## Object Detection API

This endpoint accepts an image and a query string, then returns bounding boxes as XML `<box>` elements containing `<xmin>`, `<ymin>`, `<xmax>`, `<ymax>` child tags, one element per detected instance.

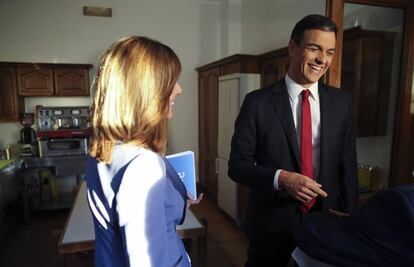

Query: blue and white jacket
<box><xmin>86</xmin><ymin>144</ymin><xmax>190</xmax><ymax>267</ymax></box>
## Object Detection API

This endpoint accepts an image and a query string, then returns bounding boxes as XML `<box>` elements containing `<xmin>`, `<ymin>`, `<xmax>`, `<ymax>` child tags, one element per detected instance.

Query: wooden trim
<box><xmin>327</xmin><ymin>0</ymin><xmax>414</xmax><ymax>187</ymax></box>
<box><xmin>196</xmin><ymin>54</ymin><xmax>258</xmax><ymax>73</ymax></box>
<box><xmin>344</xmin><ymin>26</ymin><xmax>397</xmax><ymax>39</ymax></box>
<box><xmin>258</xmin><ymin>47</ymin><xmax>288</xmax><ymax>61</ymax></box>
<box><xmin>325</xmin><ymin>0</ymin><xmax>345</xmax><ymax>88</ymax></box>
<box><xmin>390</xmin><ymin>2</ymin><xmax>414</xmax><ymax>186</ymax></box>
<box><xmin>331</xmin><ymin>0</ymin><xmax>414</xmax><ymax>186</ymax></box>
<box><xmin>197</xmin><ymin>48</ymin><xmax>290</xmax><ymax>73</ymax></box>
<box><xmin>345</xmin><ymin>0</ymin><xmax>410</xmax><ymax>8</ymax></box>
<box><xmin>0</xmin><ymin>62</ymin><xmax>93</xmax><ymax>69</ymax></box>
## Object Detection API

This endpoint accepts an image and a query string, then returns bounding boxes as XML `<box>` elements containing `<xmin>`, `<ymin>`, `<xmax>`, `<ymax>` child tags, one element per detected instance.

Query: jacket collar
<box><xmin>271</xmin><ymin>78</ymin><xmax>301</xmax><ymax>167</ymax></box>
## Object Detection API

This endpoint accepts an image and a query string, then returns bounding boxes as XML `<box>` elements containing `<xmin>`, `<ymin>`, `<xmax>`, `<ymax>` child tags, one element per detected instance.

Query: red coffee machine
<box><xmin>36</xmin><ymin>106</ymin><xmax>91</xmax><ymax>157</ymax></box>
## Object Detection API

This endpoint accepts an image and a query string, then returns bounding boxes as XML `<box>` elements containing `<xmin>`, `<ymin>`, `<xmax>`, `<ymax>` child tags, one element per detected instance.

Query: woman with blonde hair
<box><xmin>86</xmin><ymin>36</ymin><xmax>200</xmax><ymax>267</ymax></box>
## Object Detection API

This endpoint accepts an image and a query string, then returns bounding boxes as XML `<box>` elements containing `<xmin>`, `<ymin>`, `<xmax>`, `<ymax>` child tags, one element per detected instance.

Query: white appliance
<box><xmin>217</xmin><ymin>73</ymin><xmax>260</xmax><ymax>224</ymax></box>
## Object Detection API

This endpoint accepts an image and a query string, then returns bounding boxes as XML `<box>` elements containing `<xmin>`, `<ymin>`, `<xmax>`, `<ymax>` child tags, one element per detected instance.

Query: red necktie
<box><xmin>300</xmin><ymin>89</ymin><xmax>315</xmax><ymax>212</ymax></box>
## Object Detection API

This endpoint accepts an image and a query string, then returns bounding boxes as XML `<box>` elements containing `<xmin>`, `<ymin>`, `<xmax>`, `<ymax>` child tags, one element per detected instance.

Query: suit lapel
<box><xmin>271</xmin><ymin>80</ymin><xmax>300</xmax><ymax>167</ymax></box>
<box><xmin>318</xmin><ymin>83</ymin><xmax>329</xmax><ymax>181</ymax></box>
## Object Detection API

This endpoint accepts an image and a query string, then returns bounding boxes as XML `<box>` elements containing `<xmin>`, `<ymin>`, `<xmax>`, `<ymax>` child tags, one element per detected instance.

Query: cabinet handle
<box><xmin>215</xmin><ymin>158</ymin><xmax>219</xmax><ymax>174</ymax></box>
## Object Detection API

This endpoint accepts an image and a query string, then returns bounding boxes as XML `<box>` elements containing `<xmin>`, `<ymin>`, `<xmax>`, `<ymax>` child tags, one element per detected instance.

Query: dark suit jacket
<box><xmin>228</xmin><ymin>78</ymin><xmax>358</xmax><ymax>239</ymax></box>
<box><xmin>295</xmin><ymin>184</ymin><xmax>414</xmax><ymax>267</ymax></box>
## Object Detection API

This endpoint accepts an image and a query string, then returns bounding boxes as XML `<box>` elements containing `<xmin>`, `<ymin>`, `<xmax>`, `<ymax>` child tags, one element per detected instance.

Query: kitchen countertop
<box><xmin>0</xmin><ymin>158</ymin><xmax>20</xmax><ymax>213</ymax></box>
<box><xmin>0</xmin><ymin>159</ymin><xmax>16</xmax><ymax>171</ymax></box>
<box><xmin>0</xmin><ymin>155</ymin><xmax>87</xmax><ymax>175</ymax></box>
<box><xmin>0</xmin><ymin>156</ymin><xmax>87</xmax><ymax>177</ymax></box>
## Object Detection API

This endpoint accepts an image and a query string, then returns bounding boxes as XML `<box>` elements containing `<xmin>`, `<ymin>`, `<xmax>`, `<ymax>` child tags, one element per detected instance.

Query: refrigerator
<box><xmin>217</xmin><ymin>73</ymin><xmax>260</xmax><ymax>224</ymax></box>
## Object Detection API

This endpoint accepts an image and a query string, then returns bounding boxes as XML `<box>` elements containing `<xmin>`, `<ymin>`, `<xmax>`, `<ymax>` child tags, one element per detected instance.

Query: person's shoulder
<box><xmin>390</xmin><ymin>184</ymin><xmax>414</xmax><ymax>208</ymax></box>
<box><xmin>319</xmin><ymin>82</ymin><xmax>352</xmax><ymax>101</ymax></box>
<box><xmin>246</xmin><ymin>79</ymin><xmax>285</xmax><ymax>99</ymax></box>
<box><xmin>125</xmin><ymin>148</ymin><xmax>165</xmax><ymax>182</ymax></box>
<box><xmin>320</xmin><ymin>82</ymin><xmax>346</xmax><ymax>94</ymax></box>
<box><xmin>131</xmin><ymin>147</ymin><xmax>164</xmax><ymax>170</ymax></box>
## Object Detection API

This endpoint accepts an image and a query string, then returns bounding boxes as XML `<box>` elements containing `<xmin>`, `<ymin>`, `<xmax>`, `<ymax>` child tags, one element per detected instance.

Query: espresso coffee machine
<box><xmin>20</xmin><ymin>113</ymin><xmax>37</xmax><ymax>157</ymax></box>
<box><xmin>36</xmin><ymin>106</ymin><xmax>91</xmax><ymax>157</ymax></box>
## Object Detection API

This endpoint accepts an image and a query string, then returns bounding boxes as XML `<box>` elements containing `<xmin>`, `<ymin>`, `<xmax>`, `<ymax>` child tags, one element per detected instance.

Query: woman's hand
<box><xmin>187</xmin><ymin>192</ymin><xmax>203</xmax><ymax>208</ymax></box>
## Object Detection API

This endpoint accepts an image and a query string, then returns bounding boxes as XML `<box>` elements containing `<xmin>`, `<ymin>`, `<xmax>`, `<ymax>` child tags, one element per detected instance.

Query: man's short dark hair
<box><xmin>290</xmin><ymin>14</ymin><xmax>338</xmax><ymax>44</ymax></box>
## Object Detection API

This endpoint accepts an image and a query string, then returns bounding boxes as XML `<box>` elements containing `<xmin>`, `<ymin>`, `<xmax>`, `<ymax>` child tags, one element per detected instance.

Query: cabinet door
<box><xmin>0</xmin><ymin>67</ymin><xmax>23</xmax><ymax>121</ymax></box>
<box><xmin>54</xmin><ymin>68</ymin><xmax>90</xmax><ymax>96</ymax></box>
<box><xmin>198</xmin><ymin>73</ymin><xmax>208</xmax><ymax>188</ymax></box>
<box><xmin>341</xmin><ymin>38</ymin><xmax>360</xmax><ymax>132</ymax></box>
<box><xmin>342</xmin><ymin>28</ymin><xmax>394</xmax><ymax>137</ymax></box>
<box><xmin>279</xmin><ymin>55</ymin><xmax>290</xmax><ymax>79</ymax></box>
<box><xmin>17</xmin><ymin>68</ymin><xmax>54</xmax><ymax>96</ymax></box>
<box><xmin>198</xmin><ymin>67</ymin><xmax>219</xmax><ymax>200</ymax></box>
<box><xmin>260</xmin><ymin>58</ymin><xmax>280</xmax><ymax>87</ymax></box>
<box><xmin>260</xmin><ymin>54</ymin><xmax>289</xmax><ymax>87</ymax></box>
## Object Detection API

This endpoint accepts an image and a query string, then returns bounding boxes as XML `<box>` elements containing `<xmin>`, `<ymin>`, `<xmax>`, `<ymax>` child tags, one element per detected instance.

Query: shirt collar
<box><xmin>285</xmin><ymin>74</ymin><xmax>319</xmax><ymax>102</ymax></box>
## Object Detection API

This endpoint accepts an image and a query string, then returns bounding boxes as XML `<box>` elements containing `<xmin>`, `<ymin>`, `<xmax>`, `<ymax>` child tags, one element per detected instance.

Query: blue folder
<box><xmin>166</xmin><ymin>151</ymin><xmax>197</xmax><ymax>200</ymax></box>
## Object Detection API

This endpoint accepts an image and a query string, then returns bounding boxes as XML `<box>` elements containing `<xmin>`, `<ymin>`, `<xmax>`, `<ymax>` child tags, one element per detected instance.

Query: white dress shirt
<box><xmin>273</xmin><ymin>74</ymin><xmax>321</xmax><ymax>190</ymax></box>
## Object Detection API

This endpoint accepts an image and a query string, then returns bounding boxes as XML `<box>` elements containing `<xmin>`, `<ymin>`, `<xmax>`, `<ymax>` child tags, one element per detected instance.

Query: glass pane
<box><xmin>342</xmin><ymin>3</ymin><xmax>404</xmax><ymax>190</ymax></box>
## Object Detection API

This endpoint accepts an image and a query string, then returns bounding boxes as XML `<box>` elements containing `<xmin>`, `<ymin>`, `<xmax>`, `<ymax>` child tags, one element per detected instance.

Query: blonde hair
<box><xmin>89</xmin><ymin>36</ymin><xmax>181</xmax><ymax>163</ymax></box>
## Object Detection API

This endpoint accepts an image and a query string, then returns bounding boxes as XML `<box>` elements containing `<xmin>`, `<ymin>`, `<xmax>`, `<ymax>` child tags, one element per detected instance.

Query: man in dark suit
<box><xmin>294</xmin><ymin>184</ymin><xmax>414</xmax><ymax>267</ymax></box>
<box><xmin>228</xmin><ymin>14</ymin><xmax>358</xmax><ymax>267</ymax></box>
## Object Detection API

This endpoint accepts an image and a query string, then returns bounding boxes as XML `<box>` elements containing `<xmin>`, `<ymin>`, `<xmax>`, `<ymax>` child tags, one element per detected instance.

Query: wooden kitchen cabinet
<box><xmin>259</xmin><ymin>47</ymin><xmax>289</xmax><ymax>87</ymax></box>
<box><xmin>196</xmin><ymin>47</ymin><xmax>291</xmax><ymax>226</ymax></box>
<box><xmin>197</xmin><ymin>50</ymin><xmax>291</xmax><ymax>200</ymax></box>
<box><xmin>7</xmin><ymin>62</ymin><xmax>93</xmax><ymax>97</ymax></box>
<box><xmin>197</xmin><ymin>55</ymin><xmax>259</xmax><ymax>200</ymax></box>
<box><xmin>0</xmin><ymin>67</ymin><xmax>24</xmax><ymax>121</ymax></box>
<box><xmin>198</xmin><ymin>66</ymin><xmax>220</xmax><ymax>200</ymax></box>
<box><xmin>197</xmin><ymin>48</ymin><xmax>290</xmax><ymax>224</ymax></box>
<box><xmin>0</xmin><ymin>62</ymin><xmax>92</xmax><ymax>121</ymax></box>
<box><xmin>197</xmin><ymin>49</ymin><xmax>291</xmax><ymax>207</ymax></box>
<box><xmin>341</xmin><ymin>27</ymin><xmax>395</xmax><ymax>137</ymax></box>
<box><xmin>17</xmin><ymin>67</ymin><xmax>54</xmax><ymax>96</ymax></box>
<box><xmin>54</xmin><ymin>68</ymin><xmax>90</xmax><ymax>96</ymax></box>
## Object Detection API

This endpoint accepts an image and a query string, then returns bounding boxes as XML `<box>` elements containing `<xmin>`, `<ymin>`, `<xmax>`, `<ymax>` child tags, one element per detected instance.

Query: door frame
<box><xmin>326</xmin><ymin>0</ymin><xmax>414</xmax><ymax>186</ymax></box>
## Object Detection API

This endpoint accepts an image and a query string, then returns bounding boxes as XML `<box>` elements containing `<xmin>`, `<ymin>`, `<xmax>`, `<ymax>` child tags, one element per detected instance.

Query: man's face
<box><xmin>287</xmin><ymin>29</ymin><xmax>336</xmax><ymax>88</ymax></box>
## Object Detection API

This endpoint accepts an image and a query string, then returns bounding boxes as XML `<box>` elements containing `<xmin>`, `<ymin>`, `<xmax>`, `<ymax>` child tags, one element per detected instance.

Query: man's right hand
<box><xmin>278</xmin><ymin>170</ymin><xmax>328</xmax><ymax>203</ymax></box>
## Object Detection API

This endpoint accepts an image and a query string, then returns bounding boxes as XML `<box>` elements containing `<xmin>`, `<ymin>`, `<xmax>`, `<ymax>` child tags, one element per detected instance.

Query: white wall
<box><xmin>0</xmin><ymin>0</ymin><xmax>203</xmax><ymax>157</ymax></box>
<box><xmin>199</xmin><ymin>1</ymin><xmax>222</xmax><ymax>64</ymax></box>
<box><xmin>199</xmin><ymin>0</ymin><xmax>326</xmax><ymax>59</ymax></box>
<box><xmin>199</xmin><ymin>0</ymin><xmax>243</xmax><ymax>62</ymax></box>
<box><xmin>226</xmin><ymin>0</ymin><xmax>242</xmax><ymax>55</ymax></box>
<box><xmin>241</xmin><ymin>0</ymin><xmax>325</xmax><ymax>54</ymax></box>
